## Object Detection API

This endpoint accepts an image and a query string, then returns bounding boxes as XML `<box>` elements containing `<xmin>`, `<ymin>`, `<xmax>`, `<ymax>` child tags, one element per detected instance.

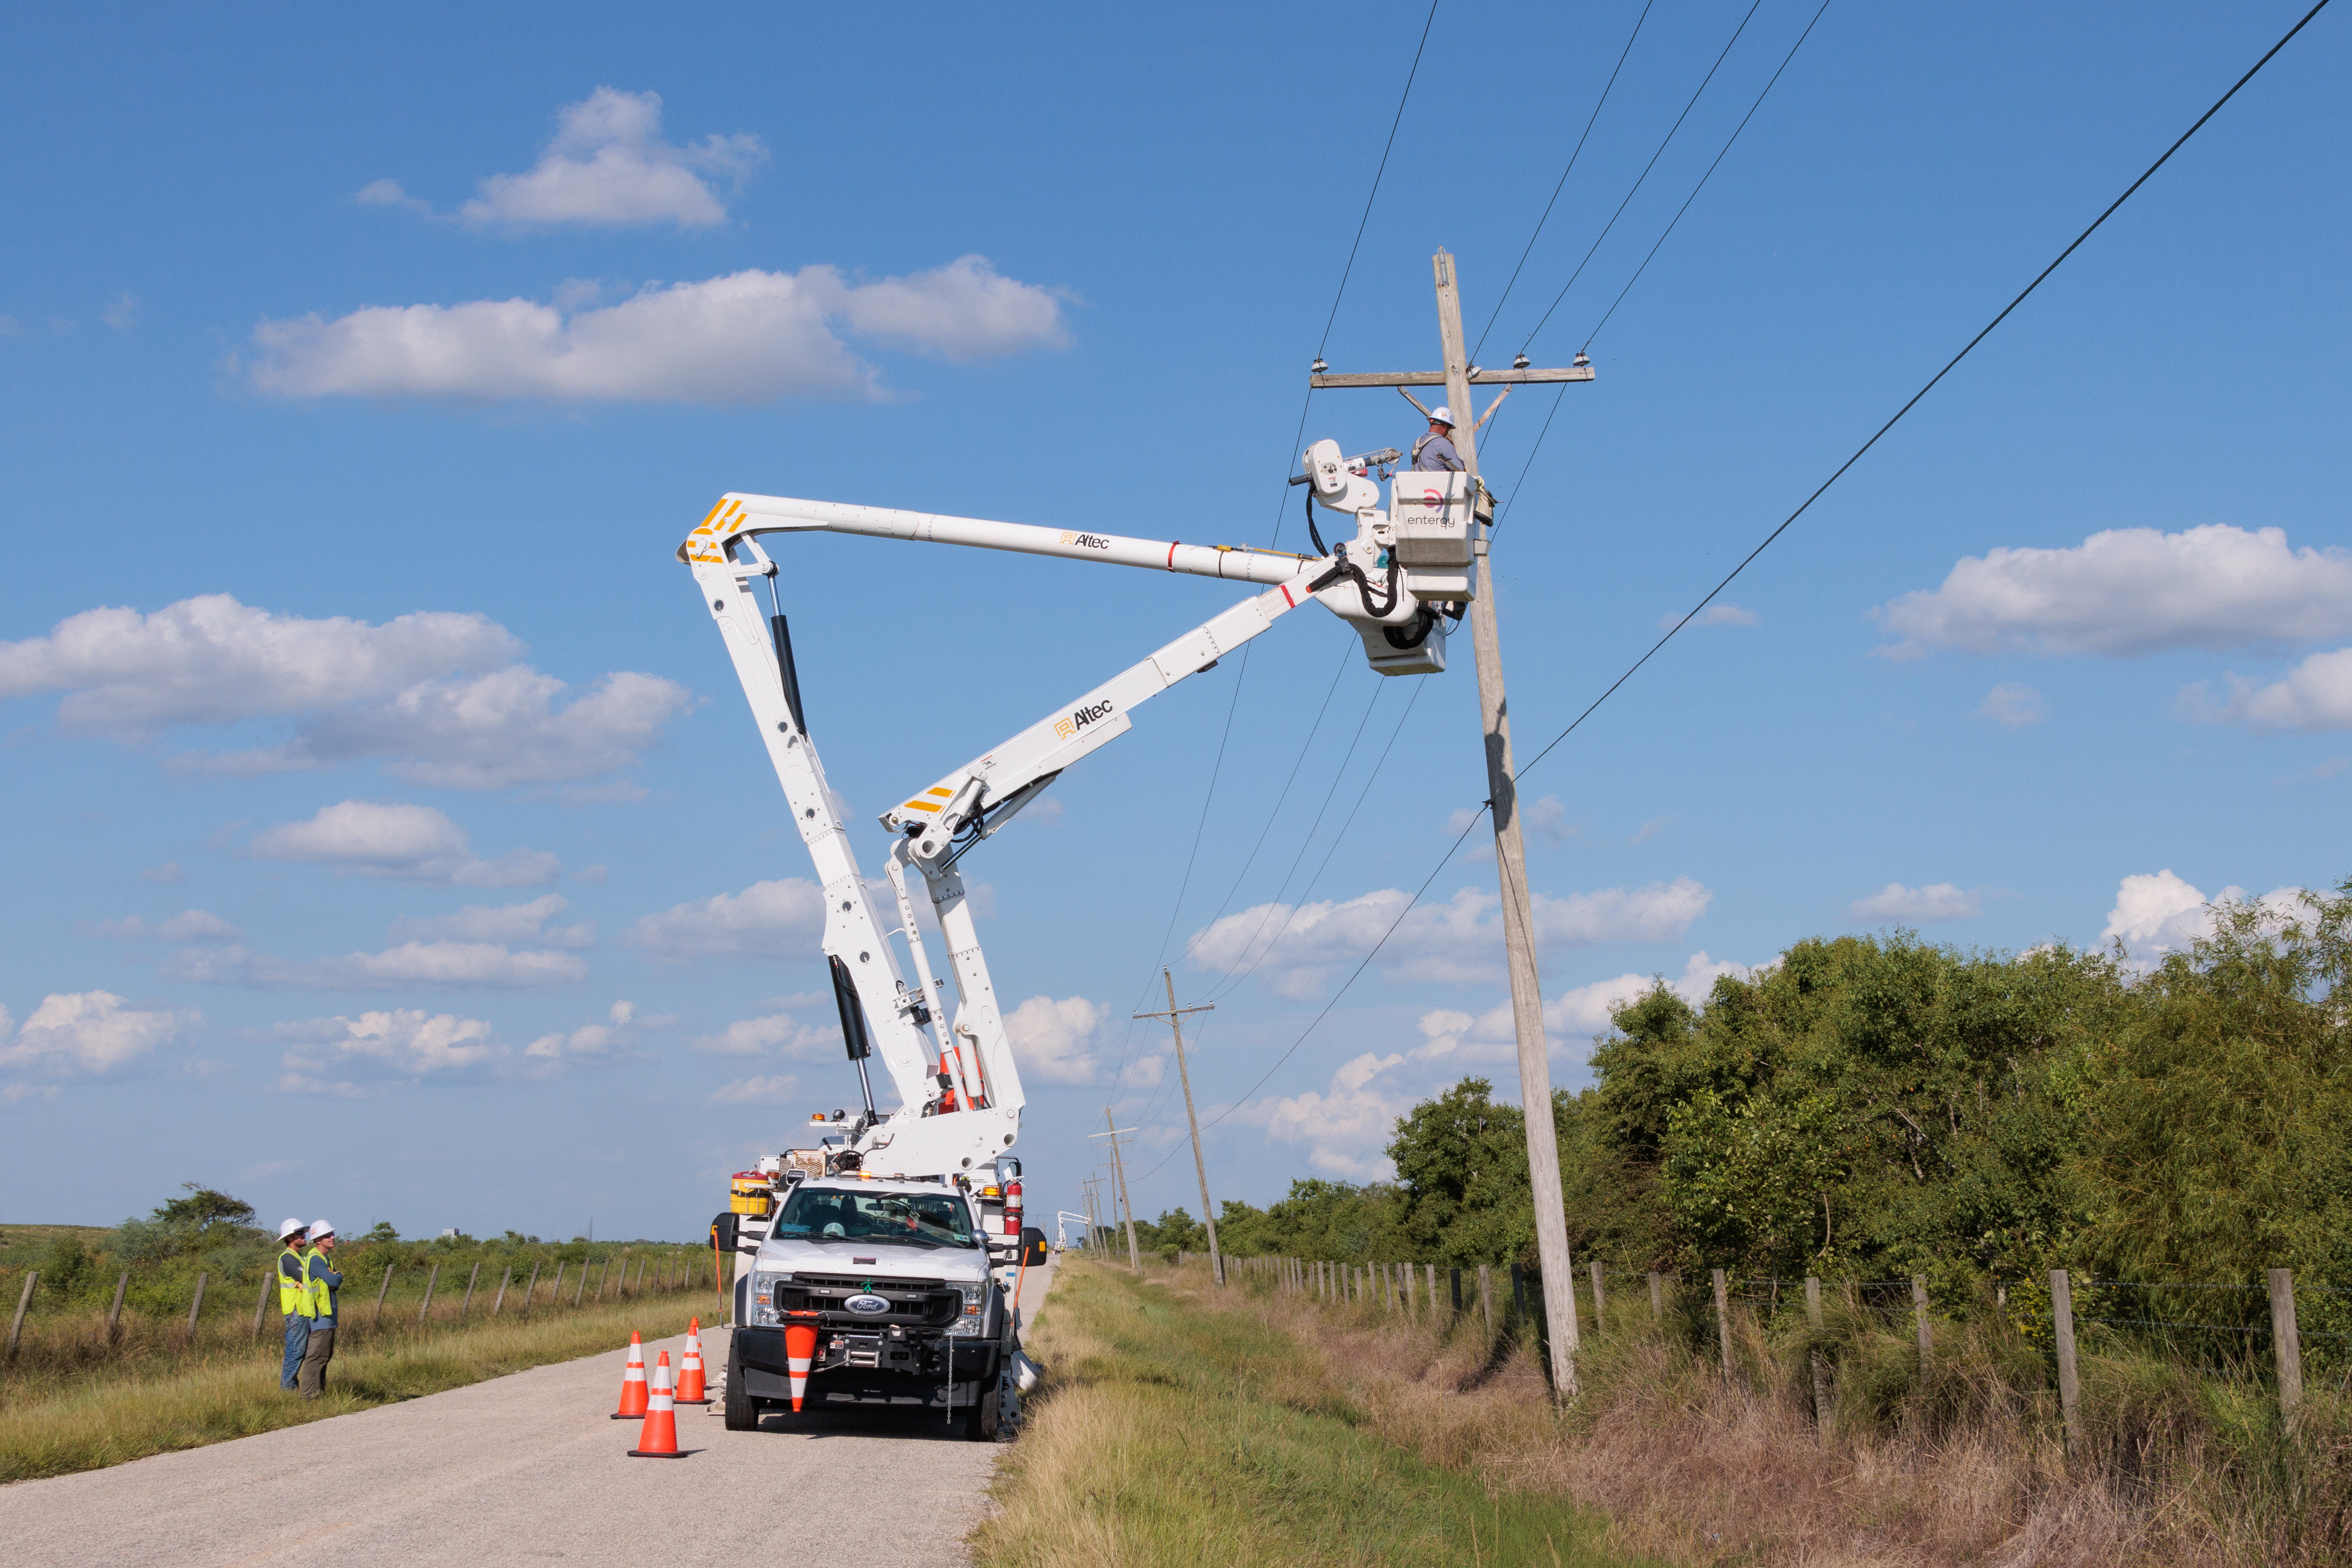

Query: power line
<box><xmin>1514</xmin><ymin>0</ymin><xmax>2334</xmax><ymax>785</ymax></box>
<box><xmin>1516</xmin><ymin>0</ymin><xmax>1765</xmax><ymax>355</ymax></box>
<box><xmin>1580</xmin><ymin>0</ymin><xmax>1835</xmax><ymax>353</ymax></box>
<box><xmin>1491</xmin><ymin>0</ymin><xmax>1833</xmax><ymax>530</ymax></box>
<box><xmin>1317</xmin><ymin>0</ymin><xmax>1443</xmax><ymax>361</ymax></box>
<box><xmin>1167</xmin><ymin>0</ymin><xmax>2334</xmax><ymax>1145</ymax></box>
<box><xmin>1471</xmin><ymin>0</ymin><xmax>1657</xmax><ymax>362</ymax></box>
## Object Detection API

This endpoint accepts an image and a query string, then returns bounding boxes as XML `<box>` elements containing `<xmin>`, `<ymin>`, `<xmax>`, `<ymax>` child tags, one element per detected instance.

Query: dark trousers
<box><xmin>298</xmin><ymin>1323</ymin><xmax>337</xmax><ymax>1399</ymax></box>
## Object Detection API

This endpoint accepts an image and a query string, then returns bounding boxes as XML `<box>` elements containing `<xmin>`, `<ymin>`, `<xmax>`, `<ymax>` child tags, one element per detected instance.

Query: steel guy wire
<box><xmin>1514</xmin><ymin>0</ymin><xmax>1766</xmax><ymax>356</ymax></box>
<box><xmin>1471</xmin><ymin>0</ymin><xmax>1658</xmax><ymax>362</ymax></box>
<box><xmin>1184</xmin><ymin>0</ymin><xmax>2334</xmax><ymax>1134</ymax></box>
<box><xmin>1579</xmin><ymin>0</ymin><xmax>1835</xmax><ymax>353</ymax></box>
<box><xmin>1510</xmin><ymin>0</ymin><xmax>2335</xmax><ymax>788</ymax></box>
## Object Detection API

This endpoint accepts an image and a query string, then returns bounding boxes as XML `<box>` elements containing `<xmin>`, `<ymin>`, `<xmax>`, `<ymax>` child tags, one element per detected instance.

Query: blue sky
<box><xmin>3</xmin><ymin>1</ymin><xmax>2346</xmax><ymax>1239</ymax></box>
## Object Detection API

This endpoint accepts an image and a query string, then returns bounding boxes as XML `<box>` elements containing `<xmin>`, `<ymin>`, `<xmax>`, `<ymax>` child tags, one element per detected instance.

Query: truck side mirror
<box><xmin>711</xmin><ymin>1212</ymin><xmax>739</xmax><ymax>1253</ymax></box>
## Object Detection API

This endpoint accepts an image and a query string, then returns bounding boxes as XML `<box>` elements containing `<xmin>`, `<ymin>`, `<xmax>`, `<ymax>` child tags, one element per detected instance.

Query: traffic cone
<box><xmin>628</xmin><ymin>1352</ymin><xmax>685</xmax><ymax>1458</ymax></box>
<box><xmin>784</xmin><ymin>1316</ymin><xmax>819</xmax><ymax>1412</ymax></box>
<box><xmin>676</xmin><ymin>1317</ymin><xmax>710</xmax><ymax>1404</ymax></box>
<box><xmin>610</xmin><ymin>1331</ymin><xmax>649</xmax><ymax>1420</ymax></box>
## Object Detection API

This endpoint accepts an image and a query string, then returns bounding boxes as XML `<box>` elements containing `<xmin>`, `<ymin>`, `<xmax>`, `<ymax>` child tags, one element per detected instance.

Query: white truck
<box><xmin>680</xmin><ymin>440</ymin><xmax>1469</xmax><ymax>1429</ymax></box>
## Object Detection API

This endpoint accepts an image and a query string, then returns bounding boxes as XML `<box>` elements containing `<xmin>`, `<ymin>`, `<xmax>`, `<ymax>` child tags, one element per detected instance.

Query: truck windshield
<box><xmin>772</xmin><ymin>1188</ymin><xmax>977</xmax><ymax>1248</ymax></box>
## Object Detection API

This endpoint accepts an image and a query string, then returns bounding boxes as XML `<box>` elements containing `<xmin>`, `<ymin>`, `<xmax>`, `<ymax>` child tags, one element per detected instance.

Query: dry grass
<box><xmin>0</xmin><ymin>1287</ymin><xmax>724</xmax><ymax>1482</ymax></box>
<box><xmin>973</xmin><ymin>1258</ymin><xmax>1632</xmax><ymax>1567</ymax></box>
<box><xmin>1137</xmin><ymin>1260</ymin><xmax>2352</xmax><ymax>1567</ymax></box>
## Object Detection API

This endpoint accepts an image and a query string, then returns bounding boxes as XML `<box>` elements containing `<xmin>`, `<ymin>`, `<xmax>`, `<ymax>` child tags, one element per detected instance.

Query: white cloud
<box><xmin>1659</xmin><ymin>603</ymin><xmax>1759</xmax><ymax>630</ymax></box>
<box><xmin>690</xmin><ymin>1009</ymin><xmax>836</xmax><ymax>1058</ymax></box>
<box><xmin>450</xmin><ymin>87</ymin><xmax>766</xmax><ymax>229</ymax></box>
<box><xmin>1849</xmin><ymin>882</ymin><xmax>1984</xmax><ymax>924</ymax></box>
<box><xmin>2180</xmin><ymin>647</ymin><xmax>2352</xmax><ymax>733</ymax></box>
<box><xmin>2</xmin><ymin>991</ymin><xmax>196</xmax><ymax>1076</ymax></box>
<box><xmin>1978</xmin><ymin>683</ymin><xmax>2046</xmax><ymax>727</ymax></box>
<box><xmin>141</xmin><ymin>861</ymin><xmax>184</xmax><ymax>883</ymax></box>
<box><xmin>388</xmin><ymin>894</ymin><xmax>593</xmax><ymax>948</ymax></box>
<box><xmin>101</xmin><ymin>293</ymin><xmax>138</xmax><ymax>331</ymax></box>
<box><xmin>0</xmin><ymin>593</ymin><xmax>680</xmax><ymax>789</ymax></box>
<box><xmin>524</xmin><ymin>1000</ymin><xmax>644</xmax><ymax>1065</ymax></box>
<box><xmin>707</xmin><ymin>1073</ymin><xmax>802</xmax><ymax>1106</ymax></box>
<box><xmin>2099</xmin><ymin>870</ymin><xmax>2310</xmax><ymax>970</ymax></box>
<box><xmin>0</xmin><ymin>593</ymin><xmax>514</xmax><ymax>733</ymax></box>
<box><xmin>1413</xmin><ymin>951</ymin><xmax>1751</xmax><ymax>1068</ymax></box>
<box><xmin>1000</xmin><ymin>995</ymin><xmax>1108</xmax><ymax>1084</ymax></box>
<box><xmin>272</xmin><ymin>1008</ymin><xmax>500</xmax><ymax>1094</ymax></box>
<box><xmin>244</xmin><ymin>258</ymin><xmax>1070</xmax><ymax>405</ymax></box>
<box><xmin>167</xmin><ymin>940</ymin><xmax>586</xmax><ymax>990</ymax></box>
<box><xmin>1874</xmin><ymin>525</ymin><xmax>2352</xmax><ymax>658</ymax></box>
<box><xmin>245</xmin><ymin>801</ymin><xmax>560</xmax><ymax>888</ymax></box>
<box><xmin>1234</xmin><ymin>1052</ymin><xmax>1410</xmax><ymax>1181</ymax></box>
<box><xmin>184</xmin><ymin>667</ymin><xmax>692</xmax><ymax>790</ymax></box>
<box><xmin>627</xmin><ymin>877</ymin><xmax>824</xmax><ymax>959</ymax></box>
<box><xmin>1188</xmin><ymin>877</ymin><xmax>1711</xmax><ymax>997</ymax></box>
<box><xmin>97</xmin><ymin>909</ymin><xmax>243</xmax><ymax>942</ymax></box>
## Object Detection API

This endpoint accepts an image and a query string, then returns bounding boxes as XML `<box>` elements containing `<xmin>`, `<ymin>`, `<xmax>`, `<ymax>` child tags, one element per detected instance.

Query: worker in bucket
<box><xmin>1411</xmin><ymin>407</ymin><xmax>1464</xmax><ymax>472</ymax></box>
<box><xmin>275</xmin><ymin>1217</ymin><xmax>311</xmax><ymax>1392</ymax></box>
<box><xmin>298</xmin><ymin>1220</ymin><xmax>343</xmax><ymax>1399</ymax></box>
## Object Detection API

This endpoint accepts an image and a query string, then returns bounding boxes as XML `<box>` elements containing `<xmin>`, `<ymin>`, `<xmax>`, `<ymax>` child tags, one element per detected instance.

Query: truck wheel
<box><xmin>966</xmin><ymin>1382</ymin><xmax>999</xmax><ymax>1442</ymax></box>
<box><xmin>723</xmin><ymin>1331</ymin><xmax>757</xmax><ymax>1432</ymax></box>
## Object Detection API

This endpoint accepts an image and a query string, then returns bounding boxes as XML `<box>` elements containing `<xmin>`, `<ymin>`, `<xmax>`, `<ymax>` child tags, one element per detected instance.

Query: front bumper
<box><xmin>734</xmin><ymin>1324</ymin><xmax>1003</xmax><ymax>1407</ymax></box>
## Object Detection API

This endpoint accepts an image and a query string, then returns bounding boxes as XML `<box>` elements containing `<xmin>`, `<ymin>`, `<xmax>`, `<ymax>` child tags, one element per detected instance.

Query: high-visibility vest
<box><xmin>279</xmin><ymin>1246</ymin><xmax>313</xmax><ymax>1317</ymax></box>
<box><xmin>306</xmin><ymin>1252</ymin><xmax>339</xmax><ymax>1320</ymax></box>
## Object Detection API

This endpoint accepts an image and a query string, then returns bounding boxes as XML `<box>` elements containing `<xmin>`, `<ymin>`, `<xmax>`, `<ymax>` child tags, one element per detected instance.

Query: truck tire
<box><xmin>723</xmin><ymin>1330</ymin><xmax>757</xmax><ymax>1432</ymax></box>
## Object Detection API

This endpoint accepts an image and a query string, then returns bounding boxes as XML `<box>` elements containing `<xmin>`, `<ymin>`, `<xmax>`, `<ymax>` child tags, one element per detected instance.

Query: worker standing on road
<box><xmin>1411</xmin><ymin>407</ymin><xmax>1464</xmax><ymax>472</ymax></box>
<box><xmin>298</xmin><ymin>1220</ymin><xmax>343</xmax><ymax>1400</ymax></box>
<box><xmin>275</xmin><ymin>1218</ymin><xmax>311</xmax><ymax>1392</ymax></box>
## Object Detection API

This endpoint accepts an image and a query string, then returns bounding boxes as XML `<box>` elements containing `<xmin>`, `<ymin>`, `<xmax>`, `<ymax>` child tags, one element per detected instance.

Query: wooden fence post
<box><xmin>523</xmin><ymin>1262</ymin><xmax>542</xmax><ymax>1312</ymax></box>
<box><xmin>1426</xmin><ymin>1264</ymin><xmax>1437</xmax><ymax>1318</ymax></box>
<box><xmin>1589</xmin><ymin>1262</ymin><xmax>1607</xmax><ymax>1334</ymax></box>
<box><xmin>251</xmin><ymin>1270</ymin><xmax>274</xmax><ymax>1340</ymax></box>
<box><xmin>576</xmin><ymin>1258</ymin><xmax>589</xmax><ymax>1307</ymax></box>
<box><xmin>460</xmin><ymin>1262</ymin><xmax>482</xmax><ymax>1320</ymax></box>
<box><xmin>1806</xmin><ymin>1276</ymin><xmax>1831</xmax><ymax>1435</ymax></box>
<box><xmin>1478</xmin><ymin>1265</ymin><xmax>1494</xmax><ymax>1334</ymax></box>
<box><xmin>1450</xmin><ymin>1267</ymin><xmax>1463</xmax><ymax>1317</ymax></box>
<box><xmin>107</xmin><ymin>1271</ymin><xmax>130</xmax><ymax>1343</ymax></box>
<box><xmin>550</xmin><ymin>1262</ymin><xmax>566</xmax><ymax>1307</ymax></box>
<box><xmin>374</xmin><ymin>1266</ymin><xmax>394</xmax><ymax>1324</ymax></box>
<box><xmin>1648</xmin><ymin>1270</ymin><xmax>1662</xmax><ymax>1319</ymax></box>
<box><xmin>1912</xmin><ymin>1276</ymin><xmax>1932</xmax><ymax>1367</ymax></box>
<box><xmin>2267</xmin><ymin>1268</ymin><xmax>2304</xmax><ymax>1419</ymax></box>
<box><xmin>2050</xmin><ymin>1269</ymin><xmax>2082</xmax><ymax>1458</ymax></box>
<box><xmin>1711</xmin><ymin>1269</ymin><xmax>1732</xmax><ymax>1373</ymax></box>
<box><xmin>492</xmin><ymin>1266</ymin><xmax>513</xmax><ymax>1316</ymax></box>
<box><xmin>599</xmin><ymin>1257</ymin><xmax>612</xmax><ymax>1300</ymax></box>
<box><xmin>185</xmin><ymin>1273</ymin><xmax>208</xmax><ymax>1342</ymax></box>
<box><xmin>7</xmin><ymin>1271</ymin><xmax>34</xmax><ymax>1360</ymax></box>
<box><xmin>418</xmin><ymin>1263</ymin><xmax>440</xmax><ymax>1324</ymax></box>
<box><xmin>633</xmin><ymin>1256</ymin><xmax>645</xmax><ymax>1296</ymax></box>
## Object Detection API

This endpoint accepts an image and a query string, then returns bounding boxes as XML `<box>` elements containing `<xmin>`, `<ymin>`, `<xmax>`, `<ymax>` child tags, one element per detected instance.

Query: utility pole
<box><xmin>1136</xmin><ymin>968</ymin><xmax>1224</xmax><ymax>1287</ymax></box>
<box><xmin>1306</xmin><ymin>248</ymin><xmax>1593</xmax><ymax>1396</ymax></box>
<box><xmin>1089</xmin><ymin>1114</ymin><xmax>1142</xmax><ymax>1271</ymax></box>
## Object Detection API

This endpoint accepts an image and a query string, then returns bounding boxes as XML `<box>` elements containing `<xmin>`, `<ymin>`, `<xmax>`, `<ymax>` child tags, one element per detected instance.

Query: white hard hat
<box><xmin>1428</xmin><ymin>406</ymin><xmax>1453</xmax><ymax>425</ymax></box>
<box><xmin>309</xmin><ymin>1219</ymin><xmax>336</xmax><ymax>1240</ymax></box>
<box><xmin>277</xmin><ymin>1216</ymin><xmax>307</xmax><ymax>1241</ymax></box>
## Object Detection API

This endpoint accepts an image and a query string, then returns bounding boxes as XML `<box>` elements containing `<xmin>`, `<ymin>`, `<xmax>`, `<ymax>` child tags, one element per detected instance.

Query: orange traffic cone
<box><xmin>628</xmin><ymin>1352</ymin><xmax>685</xmax><ymax>1458</ymax></box>
<box><xmin>784</xmin><ymin>1316</ymin><xmax>819</xmax><ymax>1412</ymax></box>
<box><xmin>610</xmin><ymin>1331</ymin><xmax>649</xmax><ymax>1420</ymax></box>
<box><xmin>676</xmin><ymin>1318</ymin><xmax>709</xmax><ymax>1405</ymax></box>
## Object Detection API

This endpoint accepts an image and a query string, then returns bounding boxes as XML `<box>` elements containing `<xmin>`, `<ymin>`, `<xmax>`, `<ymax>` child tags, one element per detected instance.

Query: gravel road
<box><xmin>0</xmin><ymin>1258</ymin><xmax>1054</xmax><ymax>1568</ymax></box>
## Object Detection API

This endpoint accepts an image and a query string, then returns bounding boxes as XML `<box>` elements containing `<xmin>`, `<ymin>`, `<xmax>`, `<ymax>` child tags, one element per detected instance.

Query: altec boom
<box><xmin>677</xmin><ymin>448</ymin><xmax>1467</xmax><ymax>1187</ymax></box>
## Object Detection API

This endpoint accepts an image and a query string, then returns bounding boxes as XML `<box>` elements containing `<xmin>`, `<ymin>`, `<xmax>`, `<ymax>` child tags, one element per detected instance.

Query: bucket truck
<box><xmin>683</xmin><ymin>440</ymin><xmax>1468</xmax><ymax>1432</ymax></box>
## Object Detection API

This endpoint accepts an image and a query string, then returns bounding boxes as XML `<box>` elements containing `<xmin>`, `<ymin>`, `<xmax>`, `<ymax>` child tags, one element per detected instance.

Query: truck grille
<box><xmin>778</xmin><ymin>1273</ymin><xmax>958</xmax><ymax>1328</ymax></box>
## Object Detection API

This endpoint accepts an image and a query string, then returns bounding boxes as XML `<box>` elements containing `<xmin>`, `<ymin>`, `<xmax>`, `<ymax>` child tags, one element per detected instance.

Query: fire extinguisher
<box><xmin>1004</xmin><ymin>1176</ymin><xmax>1023</xmax><ymax>1237</ymax></box>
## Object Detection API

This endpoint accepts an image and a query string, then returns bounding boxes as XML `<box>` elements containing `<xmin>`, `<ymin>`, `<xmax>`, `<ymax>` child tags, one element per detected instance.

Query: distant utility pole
<box><xmin>1089</xmin><ymin>1114</ymin><xmax>1143</xmax><ymax>1271</ymax></box>
<box><xmin>1307</xmin><ymin>248</ymin><xmax>1596</xmax><ymax>1396</ymax></box>
<box><xmin>1136</xmin><ymin>968</ymin><xmax>1224</xmax><ymax>1287</ymax></box>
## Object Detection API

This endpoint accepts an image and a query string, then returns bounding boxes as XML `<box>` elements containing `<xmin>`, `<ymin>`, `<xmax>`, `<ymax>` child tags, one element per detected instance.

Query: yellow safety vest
<box><xmin>306</xmin><ymin>1251</ymin><xmax>337</xmax><ymax>1319</ymax></box>
<box><xmin>279</xmin><ymin>1246</ymin><xmax>313</xmax><ymax>1317</ymax></box>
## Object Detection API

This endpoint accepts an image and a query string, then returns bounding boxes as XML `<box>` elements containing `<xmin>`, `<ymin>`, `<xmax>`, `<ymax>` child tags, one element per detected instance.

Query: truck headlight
<box><xmin>948</xmin><ymin>1281</ymin><xmax>986</xmax><ymax>1335</ymax></box>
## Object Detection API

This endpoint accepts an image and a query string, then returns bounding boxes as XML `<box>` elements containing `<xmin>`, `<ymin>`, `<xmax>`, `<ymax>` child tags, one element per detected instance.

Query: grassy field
<box><xmin>972</xmin><ymin>1257</ymin><xmax>1639</xmax><ymax>1568</ymax></box>
<box><xmin>0</xmin><ymin>1286</ymin><xmax>725</xmax><ymax>1483</ymax></box>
